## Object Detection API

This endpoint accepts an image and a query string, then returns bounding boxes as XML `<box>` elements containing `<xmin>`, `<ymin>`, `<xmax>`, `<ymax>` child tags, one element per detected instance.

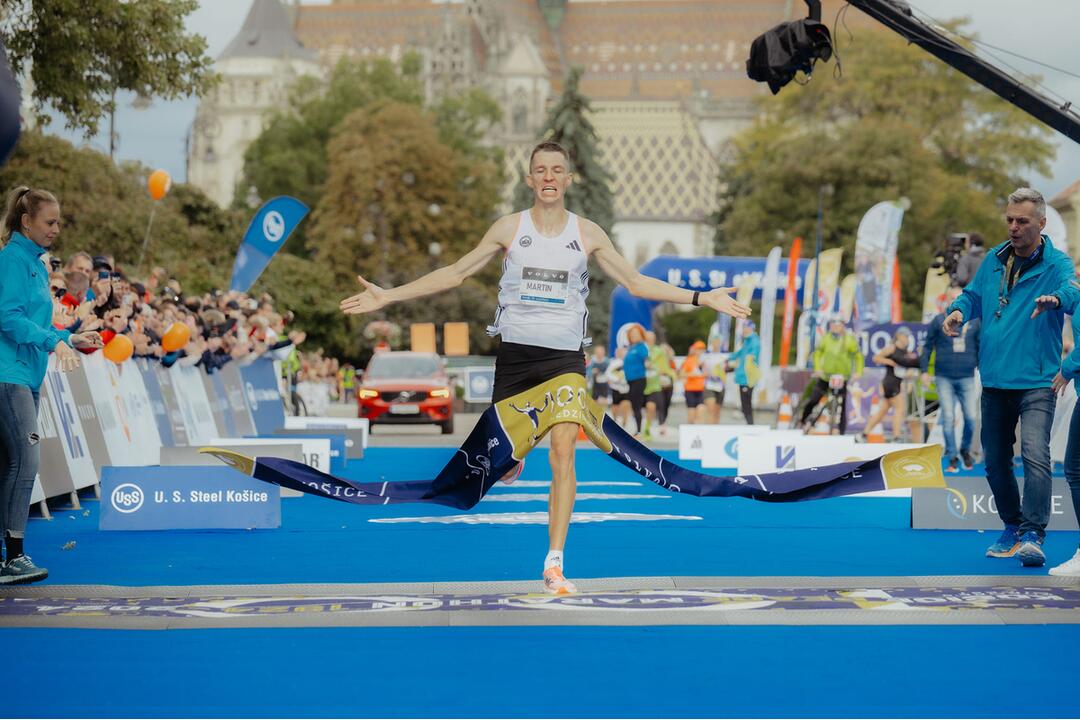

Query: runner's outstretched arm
<box><xmin>339</xmin><ymin>215</ymin><xmax>515</xmax><ymax>315</ymax></box>
<box><xmin>584</xmin><ymin>220</ymin><xmax>751</xmax><ymax>319</ymax></box>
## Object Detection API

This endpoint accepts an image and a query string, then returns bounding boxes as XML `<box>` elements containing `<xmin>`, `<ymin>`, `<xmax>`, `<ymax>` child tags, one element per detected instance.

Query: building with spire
<box><xmin>190</xmin><ymin>0</ymin><xmax>794</xmax><ymax>260</ymax></box>
<box><xmin>186</xmin><ymin>0</ymin><xmax>320</xmax><ymax>207</ymax></box>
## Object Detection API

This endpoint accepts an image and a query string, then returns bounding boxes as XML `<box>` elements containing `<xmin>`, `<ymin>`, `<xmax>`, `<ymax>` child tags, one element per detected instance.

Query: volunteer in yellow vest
<box><xmin>799</xmin><ymin>315</ymin><xmax>864</xmax><ymax>434</ymax></box>
<box><xmin>642</xmin><ymin>330</ymin><xmax>676</xmax><ymax>439</ymax></box>
<box><xmin>339</xmin><ymin>141</ymin><xmax>750</xmax><ymax>595</ymax></box>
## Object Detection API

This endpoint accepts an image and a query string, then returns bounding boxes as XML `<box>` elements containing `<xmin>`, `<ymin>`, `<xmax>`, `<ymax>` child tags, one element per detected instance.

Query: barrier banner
<box><xmin>100</xmin><ymin>466</ymin><xmax>280</xmax><ymax>531</ymax></box>
<box><xmin>36</xmin><ymin>377</ymin><xmax>76</xmax><ymax>498</ymax></box>
<box><xmin>202</xmin><ymin>371</ymin><xmax>236</xmax><ymax>438</ymax></box>
<box><xmin>240</xmin><ymin>357</ymin><xmax>287</xmax><ymax>435</ymax></box>
<box><xmin>913</xmin><ymin>477</ymin><xmax>1078</xmax><ymax>530</ymax></box>
<box><xmin>270</xmin><ymin>433</ymin><xmax>347</xmax><ymax>475</ymax></box>
<box><xmin>137</xmin><ymin>359</ymin><xmax>174</xmax><ymax>447</ymax></box>
<box><xmin>152</xmin><ymin>362</ymin><xmax>190</xmax><ymax>446</ymax></box>
<box><xmin>273</xmin><ymin>426</ymin><xmax>365</xmax><ymax>461</ymax></box>
<box><xmin>63</xmin><ymin>360</ymin><xmax>111</xmax><ymax>475</ymax></box>
<box><xmin>170</xmin><ymin>364</ymin><xmax>218</xmax><ymax>445</ymax></box>
<box><xmin>700</xmin><ymin>425</ymin><xmax>774</xmax><ymax>469</ymax></box>
<box><xmin>115</xmin><ymin>358</ymin><xmax>164</xmax><ymax>463</ymax></box>
<box><xmin>41</xmin><ymin>361</ymin><xmax>98</xmax><ymax>489</ymax></box>
<box><xmin>220</xmin><ymin>363</ymin><xmax>256</xmax><ymax>437</ymax></box>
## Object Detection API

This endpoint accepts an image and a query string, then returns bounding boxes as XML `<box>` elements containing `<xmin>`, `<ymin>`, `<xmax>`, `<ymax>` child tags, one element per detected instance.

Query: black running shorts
<box><xmin>492</xmin><ymin>341</ymin><xmax>586</xmax><ymax>403</ymax></box>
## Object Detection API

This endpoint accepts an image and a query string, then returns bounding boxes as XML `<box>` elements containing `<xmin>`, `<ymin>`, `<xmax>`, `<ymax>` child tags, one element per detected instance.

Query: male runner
<box><xmin>340</xmin><ymin>141</ymin><xmax>750</xmax><ymax>593</ymax></box>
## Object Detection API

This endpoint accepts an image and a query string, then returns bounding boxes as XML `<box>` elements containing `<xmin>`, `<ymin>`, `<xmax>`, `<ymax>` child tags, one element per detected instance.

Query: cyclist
<box><xmin>799</xmin><ymin>315</ymin><xmax>864</xmax><ymax>434</ymax></box>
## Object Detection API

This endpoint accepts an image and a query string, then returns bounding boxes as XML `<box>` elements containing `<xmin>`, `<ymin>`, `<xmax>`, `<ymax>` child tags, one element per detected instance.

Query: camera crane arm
<box><xmin>757</xmin><ymin>0</ymin><xmax>1080</xmax><ymax>144</ymax></box>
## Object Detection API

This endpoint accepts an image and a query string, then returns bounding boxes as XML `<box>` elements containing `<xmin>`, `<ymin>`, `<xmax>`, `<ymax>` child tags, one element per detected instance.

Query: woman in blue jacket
<box><xmin>0</xmin><ymin>187</ymin><xmax>100</xmax><ymax>584</ymax></box>
<box><xmin>727</xmin><ymin>321</ymin><xmax>761</xmax><ymax>424</ymax></box>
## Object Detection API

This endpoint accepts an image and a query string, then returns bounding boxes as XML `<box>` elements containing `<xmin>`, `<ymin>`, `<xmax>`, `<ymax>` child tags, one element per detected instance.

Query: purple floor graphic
<box><xmin>3</xmin><ymin>585</ymin><xmax>1079</xmax><ymax>620</ymax></box>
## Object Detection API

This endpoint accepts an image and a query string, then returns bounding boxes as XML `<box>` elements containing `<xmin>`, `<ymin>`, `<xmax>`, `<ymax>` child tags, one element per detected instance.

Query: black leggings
<box><xmin>659</xmin><ymin>386</ymin><xmax>674</xmax><ymax>425</ymax></box>
<box><xmin>628</xmin><ymin>378</ymin><xmax>647</xmax><ymax>431</ymax></box>
<box><xmin>739</xmin><ymin>385</ymin><xmax>754</xmax><ymax>424</ymax></box>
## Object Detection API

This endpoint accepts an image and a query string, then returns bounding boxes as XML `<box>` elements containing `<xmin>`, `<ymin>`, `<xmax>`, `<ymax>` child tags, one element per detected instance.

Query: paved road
<box><xmin>326</xmin><ymin>401</ymin><xmax>778</xmax><ymax>448</ymax></box>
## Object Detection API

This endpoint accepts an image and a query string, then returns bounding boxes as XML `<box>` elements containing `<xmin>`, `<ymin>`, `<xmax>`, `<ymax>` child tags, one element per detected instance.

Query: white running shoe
<box><xmin>542</xmin><ymin>566</ymin><xmax>578</xmax><ymax>595</ymax></box>
<box><xmin>1048</xmin><ymin>548</ymin><xmax>1080</xmax><ymax>577</ymax></box>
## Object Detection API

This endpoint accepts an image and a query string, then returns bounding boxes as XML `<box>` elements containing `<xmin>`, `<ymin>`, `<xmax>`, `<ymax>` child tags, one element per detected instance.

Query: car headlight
<box><xmin>429</xmin><ymin>387</ymin><xmax>451</xmax><ymax>398</ymax></box>
<box><xmin>358</xmin><ymin>388</ymin><xmax>379</xmax><ymax>399</ymax></box>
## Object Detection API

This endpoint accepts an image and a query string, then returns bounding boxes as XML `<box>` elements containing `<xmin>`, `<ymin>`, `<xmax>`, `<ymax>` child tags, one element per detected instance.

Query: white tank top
<box><xmin>487</xmin><ymin>210</ymin><xmax>590</xmax><ymax>351</ymax></box>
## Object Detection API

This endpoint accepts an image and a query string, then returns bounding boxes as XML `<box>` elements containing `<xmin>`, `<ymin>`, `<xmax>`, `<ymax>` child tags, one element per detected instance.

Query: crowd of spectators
<box><xmin>41</xmin><ymin>249</ymin><xmax>339</xmax><ymax>388</ymax></box>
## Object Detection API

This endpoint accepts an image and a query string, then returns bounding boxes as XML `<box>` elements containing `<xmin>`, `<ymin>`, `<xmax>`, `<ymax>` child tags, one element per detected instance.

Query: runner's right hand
<box><xmin>340</xmin><ymin>275</ymin><xmax>389</xmax><ymax>315</ymax></box>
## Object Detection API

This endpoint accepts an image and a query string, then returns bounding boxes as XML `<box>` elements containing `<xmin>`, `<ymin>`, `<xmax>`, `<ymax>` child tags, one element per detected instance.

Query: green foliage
<box><xmin>0</xmin><ymin>131</ymin><xmax>242</xmax><ymax>293</ymax></box>
<box><xmin>712</xmin><ymin>26</ymin><xmax>1055</xmax><ymax>317</ymax></box>
<box><xmin>240</xmin><ymin>56</ymin><xmax>426</xmax><ymax>219</ymax></box>
<box><xmin>513</xmin><ymin>66</ymin><xmax>620</xmax><ymax>345</ymax></box>
<box><xmin>306</xmin><ymin>101</ymin><xmax>504</xmax><ymax>357</ymax></box>
<box><xmin>2</xmin><ymin>0</ymin><xmax>215</xmax><ymax>137</ymax></box>
<box><xmin>656</xmin><ymin>307</ymin><xmax>716</xmax><ymax>355</ymax></box>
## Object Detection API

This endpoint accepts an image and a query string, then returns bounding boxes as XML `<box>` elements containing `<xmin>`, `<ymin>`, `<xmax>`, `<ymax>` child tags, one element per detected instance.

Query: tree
<box><xmin>712</xmin><ymin>25</ymin><xmax>1055</xmax><ymax>318</ymax></box>
<box><xmin>513</xmin><ymin>66</ymin><xmax>620</xmax><ymax>345</ymax></box>
<box><xmin>306</xmin><ymin>101</ymin><xmax>504</xmax><ymax>357</ymax></box>
<box><xmin>240</xmin><ymin>55</ymin><xmax>502</xmax><ymax>257</ymax></box>
<box><xmin>0</xmin><ymin>131</ymin><xmax>242</xmax><ymax>287</ymax></box>
<box><xmin>2</xmin><ymin>0</ymin><xmax>215</xmax><ymax>137</ymax></box>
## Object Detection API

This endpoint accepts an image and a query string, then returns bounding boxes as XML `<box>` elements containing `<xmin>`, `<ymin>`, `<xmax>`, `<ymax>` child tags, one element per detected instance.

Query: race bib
<box><xmin>705</xmin><ymin>379</ymin><xmax>725</xmax><ymax>391</ymax></box>
<box><xmin>952</xmin><ymin>337</ymin><xmax>966</xmax><ymax>353</ymax></box>
<box><xmin>519</xmin><ymin>267</ymin><xmax>569</xmax><ymax>306</ymax></box>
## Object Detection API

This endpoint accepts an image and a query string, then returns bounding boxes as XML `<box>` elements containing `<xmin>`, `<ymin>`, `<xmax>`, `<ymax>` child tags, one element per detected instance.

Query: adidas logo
<box><xmin>565</xmin><ymin>240</ymin><xmax>581</xmax><ymax>252</ymax></box>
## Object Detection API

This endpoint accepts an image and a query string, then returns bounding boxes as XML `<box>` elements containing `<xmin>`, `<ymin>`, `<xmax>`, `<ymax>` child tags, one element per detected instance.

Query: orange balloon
<box><xmin>148</xmin><ymin>169</ymin><xmax>171</xmax><ymax>201</ymax></box>
<box><xmin>161</xmin><ymin>322</ymin><xmax>190</xmax><ymax>352</ymax></box>
<box><xmin>103</xmin><ymin>334</ymin><xmax>134</xmax><ymax>364</ymax></box>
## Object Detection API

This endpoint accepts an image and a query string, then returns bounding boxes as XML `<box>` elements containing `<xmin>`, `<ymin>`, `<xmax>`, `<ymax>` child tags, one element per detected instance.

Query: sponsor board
<box><xmin>100</xmin><ymin>466</ymin><xmax>280</xmax><ymax>531</ymax></box>
<box><xmin>736</xmin><ymin>434</ymin><xmax>858</xmax><ymax>475</ymax></box>
<box><xmin>913</xmin><ymin>476</ymin><xmax>1079</xmax><ymax>530</ymax></box>
<box><xmin>679</xmin><ymin>424</ymin><xmax>770</xmax><ymax>462</ymax></box>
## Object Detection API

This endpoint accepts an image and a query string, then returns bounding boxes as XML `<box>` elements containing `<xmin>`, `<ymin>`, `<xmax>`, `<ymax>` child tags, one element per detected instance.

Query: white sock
<box><xmin>544</xmin><ymin>550</ymin><xmax>563</xmax><ymax>571</ymax></box>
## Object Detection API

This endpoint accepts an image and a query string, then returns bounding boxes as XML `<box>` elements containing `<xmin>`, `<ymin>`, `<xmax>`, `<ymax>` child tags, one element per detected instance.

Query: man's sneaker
<box><xmin>1016</xmin><ymin>531</ymin><xmax>1046</xmax><ymax>567</ymax></box>
<box><xmin>542</xmin><ymin>566</ymin><xmax>578</xmax><ymax>595</ymax></box>
<box><xmin>0</xmin><ymin>555</ymin><xmax>48</xmax><ymax>585</ymax></box>
<box><xmin>945</xmin><ymin>458</ymin><xmax>959</xmax><ymax>473</ymax></box>
<box><xmin>986</xmin><ymin>525</ymin><xmax>1022</xmax><ymax>558</ymax></box>
<box><xmin>1048</xmin><ymin>548</ymin><xmax>1080</xmax><ymax>577</ymax></box>
<box><xmin>500</xmin><ymin>461</ymin><xmax>524</xmax><ymax>485</ymax></box>
<box><xmin>960</xmin><ymin>451</ymin><xmax>975</xmax><ymax>470</ymax></box>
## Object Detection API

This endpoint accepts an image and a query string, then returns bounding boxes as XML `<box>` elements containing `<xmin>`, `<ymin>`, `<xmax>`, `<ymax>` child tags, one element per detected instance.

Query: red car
<box><xmin>356</xmin><ymin>351</ymin><xmax>454</xmax><ymax>434</ymax></box>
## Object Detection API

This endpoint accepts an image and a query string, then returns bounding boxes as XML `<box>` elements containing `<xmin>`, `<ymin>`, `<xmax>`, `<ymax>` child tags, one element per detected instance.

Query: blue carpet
<box><xmin>24</xmin><ymin>448</ymin><xmax>1078</xmax><ymax>585</ymax></box>
<box><xmin>12</xmin><ymin>447</ymin><xmax>1080</xmax><ymax>718</ymax></box>
<box><xmin>6</xmin><ymin>625</ymin><xmax>1078</xmax><ymax>718</ymax></box>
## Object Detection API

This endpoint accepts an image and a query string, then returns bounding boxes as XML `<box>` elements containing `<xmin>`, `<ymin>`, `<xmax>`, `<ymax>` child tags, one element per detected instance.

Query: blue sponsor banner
<box><xmin>239</xmin><ymin>357</ymin><xmax>286</xmax><ymax>435</ymax></box>
<box><xmin>136</xmin><ymin>359</ymin><xmax>174</xmax><ymax>446</ymax></box>
<box><xmin>100</xmin><ymin>466</ymin><xmax>280</xmax><ymax>531</ymax></box>
<box><xmin>229</xmin><ymin>196</ymin><xmax>309</xmax><ymax>292</ymax></box>
<box><xmin>265</xmin><ymin>433</ymin><xmax>347</xmax><ymax>475</ymax></box>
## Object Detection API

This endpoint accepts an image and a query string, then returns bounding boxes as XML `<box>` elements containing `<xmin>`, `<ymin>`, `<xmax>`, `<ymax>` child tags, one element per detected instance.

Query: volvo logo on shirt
<box><xmin>519</xmin><ymin>235</ymin><xmax>532</xmax><ymax>248</ymax></box>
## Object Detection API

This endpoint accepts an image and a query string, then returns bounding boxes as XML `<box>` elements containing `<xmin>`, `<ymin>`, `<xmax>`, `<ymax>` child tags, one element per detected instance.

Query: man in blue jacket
<box><xmin>944</xmin><ymin>188</ymin><xmax>1079</xmax><ymax>567</ymax></box>
<box><xmin>921</xmin><ymin>283</ymin><xmax>980</xmax><ymax>473</ymax></box>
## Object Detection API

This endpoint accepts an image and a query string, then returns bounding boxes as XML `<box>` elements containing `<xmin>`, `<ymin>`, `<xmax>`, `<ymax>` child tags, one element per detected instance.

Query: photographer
<box><xmin>954</xmin><ymin>233</ymin><xmax>985</xmax><ymax>286</ymax></box>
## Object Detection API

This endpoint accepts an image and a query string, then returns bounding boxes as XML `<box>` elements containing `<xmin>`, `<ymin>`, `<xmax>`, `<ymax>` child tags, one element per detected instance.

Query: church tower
<box><xmin>186</xmin><ymin>0</ymin><xmax>320</xmax><ymax>207</ymax></box>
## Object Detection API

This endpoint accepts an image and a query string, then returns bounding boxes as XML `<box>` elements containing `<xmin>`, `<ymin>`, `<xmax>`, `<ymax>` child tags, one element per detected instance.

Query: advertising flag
<box><xmin>229</xmin><ymin>196</ymin><xmax>309</xmax><ymax>292</ymax></box>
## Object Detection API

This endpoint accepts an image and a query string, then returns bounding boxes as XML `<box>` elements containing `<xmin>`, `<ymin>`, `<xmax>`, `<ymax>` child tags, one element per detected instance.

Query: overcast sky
<box><xmin>45</xmin><ymin>0</ymin><xmax>1080</xmax><ymax>199</ymax></box>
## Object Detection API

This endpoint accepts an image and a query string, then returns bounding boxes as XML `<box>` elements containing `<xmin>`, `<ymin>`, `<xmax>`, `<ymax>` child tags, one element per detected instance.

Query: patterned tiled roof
<box><xmin>560</xmin><ymin>1</ymin><xmax>789</xmax><ymax>100</ymax></box>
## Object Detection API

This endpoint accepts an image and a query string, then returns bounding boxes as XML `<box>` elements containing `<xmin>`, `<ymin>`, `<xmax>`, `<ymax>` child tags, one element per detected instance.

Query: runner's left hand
<box><xmin>702</xmin><ymin>287</ymin><xmax>751</xmax><ymax>319</ymax></box>
<box><xmin>340</xmin><ymin>275</ymin><xmax>389</xmax><ymax>315</ymax></box>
